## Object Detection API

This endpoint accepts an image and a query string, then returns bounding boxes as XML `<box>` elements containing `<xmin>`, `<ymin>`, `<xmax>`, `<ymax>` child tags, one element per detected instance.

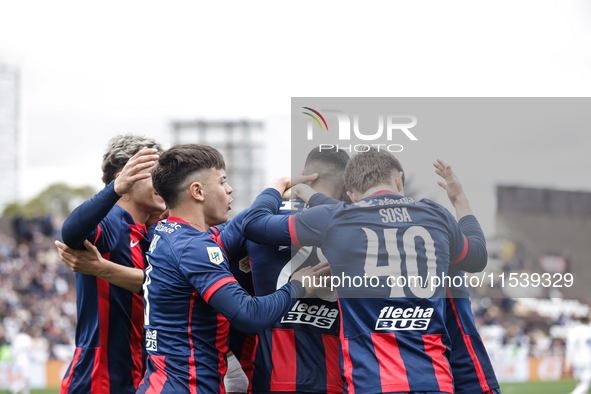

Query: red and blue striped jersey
<box><xmin>446</xmin><ymin>268</ymin><xmax>499</xmax><ymax>394</ymax></box>
<box><xmin>61</xmin><ymin>205</ymin><xmax>148</xmax><ymax>394</ymax></box>
<box><xmin>211</xmin><ymin>211</ymin><xmax>257</xmax><ymax>384</ymax></box>
<box><xmin>136</xmin><ymin>217</ymin><xmax>236</xmax><ymax>394</ymax></box>
<box><xmin>244</xmin><ymin>189</ymin><xmax>486</xmax><ymax>394</ymax></box>
<box><xmin>216</xmin><ymin>204</ymin><xmax>343</xmax><ymax>393</ymax></box>
<box><xmin>247</xmin><ymin>200</ymin><xmax>342</xmax><ymax>394</ymax></box>
<box><xmin>290</xmin><ymin>191</ymin><xmax>485</xmax><ymax>394</ymax></box>
<box><xmin>304</xmin><ymin>192</ymin><xmax>498</xmax><ymax>394</ymax></box>
<box><xmin>210</xmin><ymin>210</ymin><xmax>255</xmax><ymax>298</ymax></box>
<box><xmin>137</xmin><ymin>216</ymin><xmax>303</xmax><ymax>394</ymax></box>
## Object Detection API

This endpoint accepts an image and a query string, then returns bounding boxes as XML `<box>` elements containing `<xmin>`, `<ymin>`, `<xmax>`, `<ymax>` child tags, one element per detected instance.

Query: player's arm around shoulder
<box><xmin>55</xmin><ymin>239</ymin><xmax>144</xmax><ymax>293</ymax></box>
<box><xmin>242</xmin><ymin>175</ymin><xmax>318</xmax><ymax>245</ymax></box>
<box><xmin>181</xmin><ymin>234</ymin><xmax>331</xmax><ymax>335</ymax></box>
<box><xmin>241</xmin><ymin>186</ymin><xmax>289</xmax><ymax>245</ymax></box>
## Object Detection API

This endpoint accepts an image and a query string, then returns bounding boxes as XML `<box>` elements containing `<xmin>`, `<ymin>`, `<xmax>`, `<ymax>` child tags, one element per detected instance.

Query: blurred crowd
<box><xmin>0</xmin><ymin>215</ymin><xmax>76</xmax><ymax>362</ymax></box>
<box><xmin>471</xmin><ymin>238</ymin><xmax>588</xmax><ymax>362</ymax></box>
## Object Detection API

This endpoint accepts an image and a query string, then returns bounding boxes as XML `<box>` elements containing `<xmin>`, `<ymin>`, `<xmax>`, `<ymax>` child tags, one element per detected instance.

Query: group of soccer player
<box><xmin>55</xmin><ymin>134</ymin><xmax>502</xmax><ymax>394</ymax></box>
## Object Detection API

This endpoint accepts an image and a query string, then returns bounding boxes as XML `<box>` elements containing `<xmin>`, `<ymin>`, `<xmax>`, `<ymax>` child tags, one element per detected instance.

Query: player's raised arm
<box><xmin>55</xmin><ymin>240</ymin><xmax>144</xmax><ymax>294</ymax></box>
<box><xmin>61</xmin><ymin>147</ymin><xmax>159</xmax><ymax>249</ymax></box>
<box><xmin>178</xmin><ymin>234</ymin><xmax>330</xmax><ymax>335</ymax></box>
<box><xmin>434</xmin><ymin>159</ymin><xmax>487</xmax><ymax>272</ymax></box>
<box><xmin>434</xmin><ymin>159</ymin><xmax>473</xmax><ymax>220</ymax></box>
<box><xmin>206</xmin><ymin>262</ymin><xmax>331</xmax><ymax>335</ymax></box>
<box><xmin>241</xmin><ymin>174</ymin><xmax>317</xmax><ymax>246</ymax></box>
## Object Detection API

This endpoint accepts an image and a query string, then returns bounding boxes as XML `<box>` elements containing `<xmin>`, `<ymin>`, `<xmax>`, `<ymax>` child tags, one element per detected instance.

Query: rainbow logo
<box><xmin>302</xmin><ymin>107</ymin><xmax>329</xmax><ymax>131</ymax></box>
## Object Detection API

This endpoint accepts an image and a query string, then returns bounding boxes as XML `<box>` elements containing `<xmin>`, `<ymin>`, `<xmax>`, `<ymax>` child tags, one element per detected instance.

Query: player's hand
<box><xmin>114</xmin><ymin>148</ymin><xmax>160</xmax><ymax>196</ymax></box>
<box><xmin>433</xmin><ymin>159</ymin><xmax>467</xmax><ymax>207</ymax></box>
<box><xmin>282</xmin><ymin>184</ymin><xmax>316</xmax><ymax>202</ymax></box>
<box><xmin>290</xmin><ymin>261</ymin><xmax>331</xmax><ymax>296</ymax></box>
<box><xmin>55</xmin><ymin>240</ymin><xmax>107</xmax><ymax>277</ymax></box>
<box><xmin>268</xmin><ymin>174</ymin><xmax>318</xmax><ymax>195</ymax></box>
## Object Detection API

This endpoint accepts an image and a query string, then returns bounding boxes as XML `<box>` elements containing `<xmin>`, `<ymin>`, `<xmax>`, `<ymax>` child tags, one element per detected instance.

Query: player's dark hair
<box><xmin>582</xmin><ymin>315</ymin><xmax>590</xmax><ymax>324</ymax></box>
<box><xmin>303</xmin><ymin>147</ymin><xmax>350</xmax><ymax>175</ymax></box>
<box><xmin>101</xmin><ymin>134</ymin><xmax>163</xmax><ymax>185</ymax></box>
<box><xmin>152</xmin><ymin>144</ymin><xmax>225</xmax><ymax>209</ymax></box>
<box><xmin>302</xmin><ymin>147</ymin><xmax>350</xmax><ymax>196</ymax></box>
<box><xmin>345</xmin><ymin>148</ymin><xmax>405</xmax><ymax>194</ymax></box>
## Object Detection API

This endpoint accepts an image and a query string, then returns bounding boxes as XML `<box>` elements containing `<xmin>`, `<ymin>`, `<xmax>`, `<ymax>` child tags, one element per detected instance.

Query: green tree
<box><xmin>2</xmin><ymin>183</ymin><xmax>96</xmax><ymax>218</ymax></box>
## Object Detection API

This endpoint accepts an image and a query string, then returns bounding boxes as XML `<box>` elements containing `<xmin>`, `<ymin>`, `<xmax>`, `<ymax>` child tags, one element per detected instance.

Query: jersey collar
<box><xmin>166</xmin><ymin>216</ymin><xmax>192</xmax><ymax>226</ymax></box>
<box><xmin>365</xmin><ymin>190</ymin><xmax>401</xmax><ymax>198</ymax></box>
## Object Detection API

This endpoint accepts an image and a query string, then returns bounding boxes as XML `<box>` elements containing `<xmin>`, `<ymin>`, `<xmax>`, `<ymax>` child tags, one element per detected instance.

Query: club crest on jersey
<box><xmin>375</xmin><ymin>306</ymin><xmax>433</xmax><ymax>331</ymax></box>
<box><xmin>239</xmin><ymin>256</ymin><xmax>251</xmax><ymax>273</ymax></box>
<box><xmin>207</xmin><ymin>247</ymin><xmax>224</xmax><ymax>264</ymax></box>
<box><xmin>146</xmin><ymin>329</ymin><xmax>157</xmax><ymax>351</ymax></box>
<box><xmin>280</xmin><ymin>300</ymin><xmax>338</xmax><ymax>329</ymax></box>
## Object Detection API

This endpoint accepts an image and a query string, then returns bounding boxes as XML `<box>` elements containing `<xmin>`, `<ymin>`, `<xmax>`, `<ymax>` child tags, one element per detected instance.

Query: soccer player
<box><xmin>238</xmin><ymin>147</ymin><xmax>349</xmax><ymax>394</ymax></box>
<box><xmin>57</xmin><ymin>208</ymin><xmax>253</xmax><ymax>394</ymax></box>
<box><xmin>60</xmin><ymin>135</ymin><xmax>164</xmax><ymax>394</ymax></box>
<box><xmin>434</xmin><ymin>160</ymin><xmax>500</xmax><ymax>394</ymax></box>
<box><xmin>9</xmin><ymin>327</ymin><xmax>33</xmax><ymax>394</ymax></box>
<box><xmin>291</xmin><ymin>160</ymin><xmax>501</xmax><ymax>394</ymax></box>
<box><xmin>243</xmin><ymin>149</ymin><xmax>488</xmax><ymax>394</ymax></box>
<box><xmin>566</xmin><ymin>315</ymin><xmax>591</xmax><ymax>394</ymax></box>
<box><xmin>136</xmin><ymin>144</ymin><xmax>328</xmax><ymax>393</ymax></box>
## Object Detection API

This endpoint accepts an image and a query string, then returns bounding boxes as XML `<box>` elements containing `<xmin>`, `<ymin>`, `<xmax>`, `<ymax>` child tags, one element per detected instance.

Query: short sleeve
<box><xmin>291</xmin><ymin>204</ymin><xmax>333</xmax><ymax>248</ymax></box>
<box><xmin>179</xmin><ymin>237</ymin><xmax>238</xmax><ymax>303</ymax></box>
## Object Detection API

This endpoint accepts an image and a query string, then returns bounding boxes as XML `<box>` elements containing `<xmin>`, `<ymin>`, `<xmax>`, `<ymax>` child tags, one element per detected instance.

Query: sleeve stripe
<box><xmin>94</xmin><ymin>224</ymin><xmax>102</xmax><ymax>245</ymax></box>
<box><xmin>203</xmin><ymin>276</ymin><xmax>238</xmax><ymax>303</ymax></box>
<box><xmin>288</xmin><ymin>215</ymin><xmax>302</xmax><ymax>248</ymax></box>
<box><xmin>451</xmin><ymin>235</ymin><xmax>469</xmax><ymax>265</ymax></box>
<box><xmin>209</xmin><ymin>234</ymin><xmax>228</xmax><ymax>256</ymax></box>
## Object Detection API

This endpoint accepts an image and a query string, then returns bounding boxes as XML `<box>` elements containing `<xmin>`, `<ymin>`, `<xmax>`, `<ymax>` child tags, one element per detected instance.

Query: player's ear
<box><xmin>189</xmin><ymin>181</ymin><xmax>205</xmax><ymax>202</ymax></box>
<box><xmin>395</xmin><ymin>171</ymin><xmax>404</xmax><ymax>193</ymax></box>
<box><xmin>347</xmin><ymin>190</ymin><xmax>359</xmax><ymax>203</ymax></box>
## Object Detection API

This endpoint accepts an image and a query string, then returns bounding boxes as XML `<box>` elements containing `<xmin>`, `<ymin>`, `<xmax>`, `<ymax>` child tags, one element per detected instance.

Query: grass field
<box><xmin>0</xmin><ymin>390</ymin><xmax>59</xmax><ymax>394</ymax></box>
<box><xmin>0</xmin><ymin>380</ymin><xmax>581</xmax><ymax>394</ymax></box>
<box><xmin>499</xmin><ymin>380</ymin><xmax>577</xmax><ymax>393</ymax></box>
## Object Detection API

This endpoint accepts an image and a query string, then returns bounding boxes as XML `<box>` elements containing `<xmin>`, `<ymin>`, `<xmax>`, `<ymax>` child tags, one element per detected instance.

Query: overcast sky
<box><xmin>1</xmin><ymin>0</ymin><xmax>591</xmax><ymax>235</ymax></box>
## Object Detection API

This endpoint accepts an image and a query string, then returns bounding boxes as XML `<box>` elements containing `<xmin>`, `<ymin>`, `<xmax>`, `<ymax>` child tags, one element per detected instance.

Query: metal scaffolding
<box><xmin>170</xmin><ymin>119</ymin><xmax>266</xmax><ymax>216</ymax></box>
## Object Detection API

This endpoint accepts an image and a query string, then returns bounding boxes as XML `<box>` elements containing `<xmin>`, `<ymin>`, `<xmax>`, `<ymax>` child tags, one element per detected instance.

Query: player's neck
<box><xmin>360</xmin><ymin>184</ymin><xmax>404</xmax><ymax>199</ymax></box>
<box><xmin>309</xmin><ymin>183</ymin><xmax>343</xmax><ymax>200</ymax></box>
<box><xmin>167</xmin><ymin>208</ymin><xmax>209</xmax><ymax>232</ymax></box>
<box><xmin>116</xmin><ymin>200</ymin><xmax>150</xmax><ymax>225</ymax></box>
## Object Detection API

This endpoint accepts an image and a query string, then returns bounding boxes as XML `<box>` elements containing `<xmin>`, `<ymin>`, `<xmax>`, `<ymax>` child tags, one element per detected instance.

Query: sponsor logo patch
<box><xmin>375</xmin><ymin>306</ymin><xmax>433</xmax><ymax>331</ymax></box>
<box><xmin>239</xmin><ymin>256</ymin><xmax>251</xmax><ymax>273</ymax></box>
<box><xmin>280</xmin><ymin>300</ymin><xmax>338</xmax><ymax>329</ymax></box>
<box><xmin>207</xmin><ymin>247</ymin><xmax>224</xmax><ymax>264</ymax></box>
<box><xmin>146</xmin><ymin>329</ymin><xmax>158</xmax><ymax>351</ymax></box>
